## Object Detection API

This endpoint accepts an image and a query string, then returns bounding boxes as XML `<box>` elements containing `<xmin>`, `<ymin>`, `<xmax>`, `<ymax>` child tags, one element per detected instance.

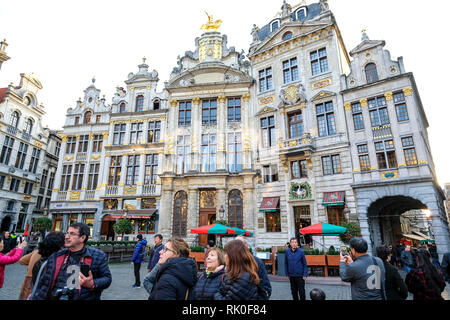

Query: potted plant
<box><xmin>190</xmin><ymin>246</ymin><xmax>206</xmax><ymax>263</ymax></box>
<box><xmin>326</xmin><ymin>247</ymin><xmax>341</xmax><ymax>267</ymax></box>
<box><xmin>276</xmin><ymin>248</ymin><xmax>287</xmax><ymax>276</ymax></box>
<box><xmin>113</xmin><ymin>219</ymin><xmax>133</xmax><ymax>241</ymax></box>
<box><xmin>304</xmin><ymin>249</ymin><xmax>326</xmax><ymax>266</ymax></box>
<box><xmin>339</xmin><ymin>222</ymin><xmax>362</xmax><ymax>244</ymax></box>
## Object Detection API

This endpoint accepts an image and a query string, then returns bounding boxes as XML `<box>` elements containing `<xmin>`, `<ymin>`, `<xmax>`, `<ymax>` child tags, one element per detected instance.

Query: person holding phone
<box><xmin>0</xmin><ymin>237</ymin><xmax>27</xmax><ymax>289</ymax></box>
<box><xmin>31</xmin><ymin>222</ymin><xmax>112</xmax><ymax>300</ymax></box>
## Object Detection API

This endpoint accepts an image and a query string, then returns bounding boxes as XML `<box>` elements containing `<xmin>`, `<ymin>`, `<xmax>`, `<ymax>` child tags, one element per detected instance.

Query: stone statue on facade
<box><xmin>251</xmin><ymin>24</ymin><xmax>260</xmax><ymax>43</ymax></box>
<box><xmin>320</xmin><ymin>0</ymin><xmax>329</xmax><ymax>12</ymax></box>
<box><xmin>281</xmin><ymin>0</ymin><xmax>292</xmax><ymax>18</ymax></box>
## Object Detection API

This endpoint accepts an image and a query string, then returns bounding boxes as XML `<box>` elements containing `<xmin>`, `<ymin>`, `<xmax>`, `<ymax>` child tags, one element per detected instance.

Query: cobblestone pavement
<box><xmin>1</xmin><ymin>262</ymin><xmax>448</xmax><ymax>300</ymax></box>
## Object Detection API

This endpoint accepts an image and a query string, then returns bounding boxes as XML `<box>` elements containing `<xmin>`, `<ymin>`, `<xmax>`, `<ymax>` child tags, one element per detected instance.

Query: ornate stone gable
<box><xmin>310</xmin><ymin>90</ymin><xmax>336</xmax><ymax>102</ymax></box>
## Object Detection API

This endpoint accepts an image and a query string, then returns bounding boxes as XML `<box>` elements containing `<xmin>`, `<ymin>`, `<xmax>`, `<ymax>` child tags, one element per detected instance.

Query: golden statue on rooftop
<box><xmin>201</xmin><ymin>12</ymin><xmax>222</xmax><ymax>32</ymax></box>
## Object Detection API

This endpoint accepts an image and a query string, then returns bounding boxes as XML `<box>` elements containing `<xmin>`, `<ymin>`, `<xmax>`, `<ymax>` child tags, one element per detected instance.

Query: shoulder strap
<box><xmin>29</xmin><ymin>260</ymin><xmax>48</xmax><ymax>300</ymax></box>
<box><xmin>185</xmin><ymin>288</ymin><xmax>189</xmax><ymax>300</ymax></box>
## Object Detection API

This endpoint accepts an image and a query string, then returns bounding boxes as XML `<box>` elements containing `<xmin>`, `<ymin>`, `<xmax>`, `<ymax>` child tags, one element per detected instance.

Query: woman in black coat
<box><xmin>149</xmin><ymin>238</ymin><xmax>198</xmax><ymax>300</ymax></box>
<box><xmin>193</xmin><ymin>248</ymin><xmax>226</xmax><ymax>300</ymax></box>
<box><xmin>214</xmin><ymin>240</ymin><xmax>259</xmax><ymax>300</ymax></box>
<box><xmin>376</xmin><ymin>245</ymin><xmax>408</xmax><ymax>300</ymax></box>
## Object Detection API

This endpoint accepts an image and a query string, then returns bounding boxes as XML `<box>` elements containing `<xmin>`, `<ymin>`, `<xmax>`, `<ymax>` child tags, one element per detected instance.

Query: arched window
<box><xmin>84</xmin><ymin>111</ymin><xmax>92</xmax><ymax>124</ymax></box>
<box><xmin>296</xmin><ymin>8</ymin><xmax>307</xmax><ymax>21</ymax></box>
<box><xmin>271</xmin><ymin>20</ymin><xmax>280</xmax><ymax>32</ymax></box>
<box><xmin>282</xmin><ymin>32</ymin><xmax>293</xmax><ymax>41</ymax></box>
<box><xmin>24</xmin><ymin>118</ymin><xmax>33</xmax><ymax>134</ymax></box>
<box><xmin>119</xmin><ymin>102</ymin><xmax>126</xmax><ymax>113</ymax></box>
<box><xmin>173</xmin><ymin>191</ymin><xmax>188</xmax><ymax>237</ymax></box>
<box><xmin>136</xmin><ymin>95</ymin><xmax>144</xmax><ymax>112</ymax></box>
<box><xmin>365</xmin><ymin>63</ymin><xmax>379</xmax><ymax>83</ymax></box>
<box><xmin>10</xmin><ymin>111</ymin><xmax>20</xmax><ymax>128</ymax></box>
<box><xmin>153</xmin><ymin>99</ymin><xmax>160</xmax><ymax>110</ymax></box>
<box><xmin>228</xmin><ymin>190</ymin><xmax>243</xmax><ymax>229</ymax></box>
<box><xmin>7</xmin><ymin>200</ymin><xmax>15</xmax><ymax>211</ymax></box>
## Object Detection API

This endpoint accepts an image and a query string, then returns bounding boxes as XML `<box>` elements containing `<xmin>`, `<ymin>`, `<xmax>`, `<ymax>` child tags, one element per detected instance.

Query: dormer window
<box><xmin>282</xmin><ymin>32</ymin><xmax>293</xmax><ymax>41</ymax></box>
<box><xmin>24</xmin><ymin>96</ymin><xmax>31</xmax><ymax>106</ymax></box>
<box><xmin>365</xmin><ymin>63</ymin><xmax>379</xmax><ymax>83</ymax></box>
<box><xmin>153</xmin><ymin>99</ymin><xmax>160</xmax><ymax>110</ymax></box>
<box><xmin>295</xmin><ymin>7</ymin><xmax>307</xmax><ymax>21</ymax></box>
<box><xmin>84</xmin><ymin>111</ymin><xmax>92</xmax><ymax>124</ymax></box>
<box><xmin>119</xmin><ymin>102</ymin><xmax>126</xmax><ymax>113</ymax></box>
<box><xmin>88</xmin><ymin>97</ymin><xmax>93</xmax><ymax>103</ymax></box>
<box><xmin>136</xmin><ymin>95</ymin><xmax>144</xmax><ymax>112</ymax></box>
<box><xmin>24</xmin><ymin>118</ymin><xmax>33</xmax><ymax>134</ymax></box>
<box><xmin>270</xmin><ymin>20</ymin><xmax>280</xmax><ymax>32</ymax></box>
<box><xmin>10</xmin><ymin>111</ymin><xmax>20</xmax><ymax>128</ymax></box>
<box><xmin>75</xmin><ymin>117</ymin><xmax>80</xmax><ymax>125</ymax></box>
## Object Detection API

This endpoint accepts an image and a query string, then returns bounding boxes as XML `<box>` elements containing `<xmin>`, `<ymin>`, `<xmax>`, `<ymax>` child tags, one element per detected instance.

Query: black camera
<box><xmin>54</xmin><ymin>286</ymin><xmax>74</xmax><ymax>300</ymax></box>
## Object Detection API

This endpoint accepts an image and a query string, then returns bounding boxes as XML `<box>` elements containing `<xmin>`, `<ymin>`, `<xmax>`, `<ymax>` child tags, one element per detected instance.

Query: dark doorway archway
<box><xmin>367</xmin><ymin>196</ymin><xmax>428</xmax><ymax>249</ymax></box>
<box><xmin>1</xmin><ymin>216</ymin><xmax>11</xmax><ymax>232</ymax></box>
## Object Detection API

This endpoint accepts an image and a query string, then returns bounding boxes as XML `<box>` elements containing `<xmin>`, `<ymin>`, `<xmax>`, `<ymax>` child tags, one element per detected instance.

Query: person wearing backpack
<box><xmin>131</xmin><ymin>234</ymin><xmax>147</xmax><ymax>288</ymax></box>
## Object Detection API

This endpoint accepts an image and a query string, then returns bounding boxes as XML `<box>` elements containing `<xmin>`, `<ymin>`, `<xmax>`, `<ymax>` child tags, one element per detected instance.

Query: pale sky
<box><xmin>0</xmin><ymin>0</ymin><xmax>449</xmax><ymax>186</ymax></box>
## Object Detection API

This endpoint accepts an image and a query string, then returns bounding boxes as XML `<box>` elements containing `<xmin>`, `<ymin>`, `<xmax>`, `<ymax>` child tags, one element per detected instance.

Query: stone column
<box><xmin>430</xmin><ymin>210</ymin><xmax>450</xmax><ymax>260</ymax></box>
<box><xmin>216</xmin><ymin>188</ymin><xmax>227</xmax><ymax>222</ymax></box>
<box><xmin>187</xmin><ymin>188</ymin><xmax>199</xmax><ymax>245</ymax></box>
<box><xmin>158</xmin><ymin>178</ymin><xmax>174</xmax><ymax>240</ymax></box>
<box><xmin>217</xmin><ymin>96</ymin><xmax>227</xmax><ymax>171</ymax></box>
<box><xmin>242</xmin><ymin>187</ymin><xmax>255</xmax><ymax>234</ymax></box>
<box><xmin>241</xmin><ymin>93</ymin><xmax>252</xmax><ymax>170</ymax></box>
<box><xmin>358</xmin><ymin>213</ymin><xmax>372</xmax><ymax>254</ymax></box>
<box><xmin>77</xmin><ymin>213</ymin><xmax>83</xmax><ymax>223</ymax></box>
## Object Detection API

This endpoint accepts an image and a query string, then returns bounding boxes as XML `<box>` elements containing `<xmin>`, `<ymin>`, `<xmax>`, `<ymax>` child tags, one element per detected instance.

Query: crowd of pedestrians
<box><xmin>0</xmin><ymin>224</ymin><xmax>449</xmax><ymax>301</ymax></box>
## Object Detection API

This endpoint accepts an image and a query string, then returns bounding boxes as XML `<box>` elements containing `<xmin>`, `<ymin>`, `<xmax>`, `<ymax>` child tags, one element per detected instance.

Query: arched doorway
<box><xmin>0</xmin><ymin>216</ymin><xmax>11</xmax><ymax>232</ymax></box>
<box><xmin>367</xmin><ymin>196</ymin><xmax>428</xmax><ymax>249</ymax></box>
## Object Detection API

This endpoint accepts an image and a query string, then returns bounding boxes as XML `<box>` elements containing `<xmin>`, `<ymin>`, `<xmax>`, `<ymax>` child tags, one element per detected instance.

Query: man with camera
<box><xmin>340</xmin><ymin>237</ymin><xmax>386</xmax><ymax>300</ymax></box>
<box><xmin>31</xmin><ymin>222</ymin><xmax>112</xmax><ymax>300</ymax></box>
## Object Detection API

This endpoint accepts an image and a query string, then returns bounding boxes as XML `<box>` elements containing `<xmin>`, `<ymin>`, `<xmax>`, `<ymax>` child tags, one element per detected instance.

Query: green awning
<box><xmin>322</xmin><ymin>192</ymin><xmax>345</xmax><ymax>207</ymax></box>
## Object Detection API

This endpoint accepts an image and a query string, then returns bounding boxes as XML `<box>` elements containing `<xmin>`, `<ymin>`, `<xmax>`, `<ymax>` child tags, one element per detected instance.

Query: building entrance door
<box><xmin>199</xmin><ymin>190</ymin><xmax>216</xmax><ymax>246</ymax></box>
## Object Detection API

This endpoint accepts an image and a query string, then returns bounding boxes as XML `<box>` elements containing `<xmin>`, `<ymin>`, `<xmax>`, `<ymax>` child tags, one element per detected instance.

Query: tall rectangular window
<box><xmin>202</xmin><ymin>99</ymin><xmax>217</xmax><ymax>125</ymax></box>
<box><xmin>227</xmin><ymin>132</ymin><xmax>242</xmax><ymax>173</ymax></box>
<box><xmin>87</xmin><ymin>163</ymin><xmax>99</xmax><ymax>190</ymax></box>
<box><xmin>263</xmin><ymin>164</ymin><xmax>279</xmax><ymax>183</ymax></box>
<box><xmin>288</xmin><ymin>111</ymin><xmax>303</xmax><ymax>138</ymax></box>
<box><xmin>147</xmin><ymin>121</ymin><xmax>161</xmax><ymax>143</ymax></box>
<box><xmin>108</xmin><ymin>156</ymin><xmax>122</xmax><ymax>186</ymax></box>
<box><xmin>178</xmin><ymin>101</ymin><xmax>192</xmax><ymax>126</ymax></box>
<box><xmin>259</xmin><ymin>67</ymin><xmax>273</xmax><ymax>92</ymax></box>
<box><xmin>357</xmin><ymin>144</ymin><xmax>371</xmax><ymax>172</ymax></box>
<box><xmin>0</xmin><ymin>136</ymin><xmax>15</xmax><ymax>165</ymax></box>
<box><xmin>29</xmin><ymin>148</ymin><xmax>40</xmax><ymax>174</ymax></box>
<box><xmin>316</xmin><ymin>102</ymin><xmax>336</xmax><ymax>137</ymax></box>
<box><xmin>72</xmin><ymin>163</ymin><xmax>85</xmax><ymax>190</ymax></box>
<box><xmin>66</xmin><ymin>136</ymin><xmax>76</xmax><ymax>154</ymax></box>
<box><xmin>145</xmin><ymin>154</ymin><xmax>158</xmax><ymax>185</ymax></box>
<box><xmin>291</xmin><ymin>160</ymin><xmax>308</xmax><ymax>179</ymax></box>
<box><xmin>283</xmin><ymin>57</ymin><xmax>298</xmax><ymax>84</ymax></box>
<box><xmin>60</xmin><ymin>165</ymin><xmax>72</xmax><ymax>191</ymax></box>
<box><xmin>92</xmin><ymin>134</ymin><xmax>103</xmax><ymax>153</ymax></box>
<box><xmin>322</xmin><ymin>155</ymin><xmax>341</xmax><ymax>175</ymax></box>
<box><xmin>375</xmin><ymin>140</ymin><xmax>397</xmax><ymax>169</ymax></box>
<box><xmin>310</xmin><ymin>48</ymin><xmax>328</xmax><ymax>75</ymax></box>
<box><xmin>24</xmin><ymin>182</ymin><xmax>34</xmax><ymax>195</ymax></box>
<box><xmin>261</xmin><ymin>116</ymin><xmax>276</xmax><ymax>148</ymax></box>
<box><xmin>113</xmin><ymin>124</ymin><xmax>126</xmax><ymax>145</ymax></box>
<box><xmin>201</xmin><ymin>134</ymin><xmax>217</xmax><ymax>172</ymax></box>
<box><xmin>15</xmin><ymin>142</ymin><xmax>28</xmax><ymax>169</ymax></box>
<box><xmin>48</xmin><ymin>171</ymin><xmax>55</xmax><ymax>196</ymax></box>
<box><xmin>176</xmin><ymin>135</ymin><xmax>190</xmax><ymax>174</ymax></box>
<box><xmin>394</xmin><ymin>92</ymin><xmax>409</xmax><ymax>122</ymax></box>
<box><xmin>352</xmin><ymin>102</ymin><xmax>364</xmax><ymax>131</ymax></box>
<box><xmin>55</xmin><ymin>141</ymin><xmax>61</xmax><ymax>157</ymax></box>
<box><xmin>77</xmin><ymin>135</ymin><xmax>89</xmax><ymax>153</ymax></box>
<box><xmin>129</xmin><ymin>122</ymin><xmax>143</xmax><ymax>145</ymax></box>
<box><xmin>0</xmin><ymin>175</ymin><xmax>5</xmax><ymax>189</ymax></box>
<box><xmin>10</xmin><ymin>178</ymin><xmax>20</xmax><ymax>192</ymax></box>
<box><xmin>401</xmin><ymin>136</ymin><xmax>418</xmax><ymax>166</ymax></box>
<box><xmin>39</xmin><ymin>169</ymin><xmax>48</xmax><ymax>195</ymax></box>
<box><xmin>369</xmin><ymin>96</ymin><xmax>389</xmax><ymax>126</ymax></box>
<box><xmin>227</xmin><ymin>98</ymin><xmax>241</xmax><ymax>122</ymax></box>
<box><xmin>126</xmin><ymin>155</ymin><xmax>140</xmax><ymax>185</ymax></box>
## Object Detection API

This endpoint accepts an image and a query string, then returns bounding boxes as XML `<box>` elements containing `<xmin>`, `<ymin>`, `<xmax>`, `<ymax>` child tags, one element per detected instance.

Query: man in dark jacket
<box><xmin>400</xmin><ymin>244</ymin><xmax>415</xmax><ymax>273</ymax></box>
<box><xmin>285</xmin><ymin>237</ymin><xmax>307</xmax><ymax>300</ymax></box>
<box><xmin>441</xmin><ymin>251</ymin><xmax>450</xmax><ymax>284</ymax></box>
<box><xmin>146</xmin><ymin>234</ymin><xmax>163</xmax><ymax>273</ymax></box>
<box><xmin>131</xmin><ymin>234</ymin><xmax>147</xmax><ymax>288</ymax></box>
<box><xmin>31</xmin><ymin>222</ymin><xmax>112</xmax><ymax>300</ymax></box>
<box><xmin>235</xmin><ymin>235</ymin><xmax>272</xmax><ymax>300</ymax></box>
<box><xmin>1</xmin><ymin>231</ymin><xmax>16</xmax><ymax>254</ymax></box>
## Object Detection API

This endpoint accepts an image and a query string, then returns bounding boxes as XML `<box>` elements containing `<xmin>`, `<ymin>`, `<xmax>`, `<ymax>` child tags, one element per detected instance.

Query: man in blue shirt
<box><xmin>285</xmin><ymin>237</ymin><xmax>308</xmax><ymax>300</ymax></box>
<box><xmin>146</xmin><ymin>234</ymin><xmax>163</xmax><ymax>273</ymax></box>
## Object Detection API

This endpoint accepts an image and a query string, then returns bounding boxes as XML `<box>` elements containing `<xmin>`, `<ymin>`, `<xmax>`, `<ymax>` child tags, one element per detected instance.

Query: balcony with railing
<box><xmin>143</xmin><ymin>184</ymin><xmax>159</xmax><ymax>196</ymax></box>
<box><xmin>106</xmin><ymin>186</ymin><xmax>119</xmax><ymax>196</ymax></box>
<box><xmin>279</xmin><ymin>133</ymin><xmax>315</xmax><ymax>156</ymax></box>
<box><xmin>57</xmin><ymin>191</ymin><xmax>68</xmax><ymax>201</ymax></box>
<box><xmin>85</xmin><ymin>190</ymin><xmax>96</xmax><ymax>200</ymax></box>
<box><xmin>76</xmin><ymin>153</ymin><xmax>87</xmax><ymax>161</ymax></box>
<box><xmin>7</xmin><ymin>125</ymin><xmax>18</xmax><ymax>136</ymax></box>
<box><xmin>372</xmin><ymin>124</ymin><xmax>392</xmax><ymax>140</ymax></box>
<box><xmin>22</xmin><ymin>132</ymin><xmax>31</xmax><ymax>142</ymax></box>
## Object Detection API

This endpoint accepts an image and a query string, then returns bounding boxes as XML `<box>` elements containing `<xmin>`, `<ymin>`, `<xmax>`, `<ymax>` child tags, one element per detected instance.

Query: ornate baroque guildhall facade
<box><xmin>49</xmin><ymin>1</ymin><xmax>449</xmax><ymax>257</ymax></box>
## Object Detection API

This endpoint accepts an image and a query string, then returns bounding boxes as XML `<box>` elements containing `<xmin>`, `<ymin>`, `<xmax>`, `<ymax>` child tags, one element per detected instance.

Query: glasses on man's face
<box><xmin>66</xmin><ymin>232</ymin><xmax>80</xmax><ymax>237</ymax></box>
<box><xmin>162</xmin><ymin>246</ymin><xmax>175</xmax><ymax>254</ymax></box>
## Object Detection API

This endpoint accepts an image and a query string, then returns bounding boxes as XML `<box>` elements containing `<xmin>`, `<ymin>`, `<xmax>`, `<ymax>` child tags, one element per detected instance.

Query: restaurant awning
<box><xmin>49</xmin><ymin>208</ymin><xmax>97</xmax><ymax>214</ymax></box>
<box><xmin>412</xmin><ymin>230</ymin><xmax>432</xmax><ymax>240</ymax></box>
<box><xmin>110</xmin><ymin>209</ymin><xmax>157</xmax><ymax>220</ymax></box>
<box><xmin>403</xmin><ymin>233</ymin><xmax>428</xmax><ymax>241</ymax></box>
<box><xmin>322</xmin><ymin>192</ymin><xmax>345</xmax><ymax>207</ymax></box>
<box><xmin>259</xmin><ymin>197</ymin><xmax>280</xmax><ymax>212</ymax></box>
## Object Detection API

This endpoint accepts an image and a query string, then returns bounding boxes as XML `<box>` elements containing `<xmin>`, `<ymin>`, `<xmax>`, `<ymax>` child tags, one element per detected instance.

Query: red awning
<box><xmin>322</xmin><ymin>192</ymin><xmax>345</xmax><ymax>207</ymax></box>
<box><xmin>110</xmin><ymin>209</ymin><xmax>156</xmax><ymax>220</ymax></box>
<box><xmin>259</xmin><ymin>197</ymin><xmax>280</xmax><ymax>212</ymax></box>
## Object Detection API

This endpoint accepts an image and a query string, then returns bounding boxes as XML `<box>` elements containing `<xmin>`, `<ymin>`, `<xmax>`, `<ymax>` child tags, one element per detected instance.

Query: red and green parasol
<box><xmin>191</xmin><ymin>223</ymin><xmax>253</xmax><ymax>237</ymax></box>
<box><xmin>299</xmin><ymin>222</ymin><xmax>347</xmax><ymax>236</ymax></box>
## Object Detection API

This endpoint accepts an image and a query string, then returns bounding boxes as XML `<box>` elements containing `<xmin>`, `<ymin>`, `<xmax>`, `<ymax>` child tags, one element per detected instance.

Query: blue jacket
<box><xmin>254</xmin><ymin>256</ymin><xmax>272</xmax><ymax>299</ymax></box>
<box><xmin>131</xmin><ymin>239</ymin><xmax>147</xmax><ymax>263</ymax></box>
<box><xmin>214</xmin><ymin>272</ymin><xmax>258</xmax><ymax>300</ymax></box>
<box><xmin>31</xmin><ymin>246</ymin><xmax>112</xmax><ymax>300</ymax></box>
<box><xmin>149</xmin><ymin>257</ymin><xmax>198</xmax><ymax>300</ymax></box>
<box><xmin>193</xmin><ymin>267</ymin><xmax>225</xmax><ymax>300</ymax></box>
<box><xmin>147</xmin><ymin>243</ymin><xmax>163</xmax><ymax>271</ymax></box>
<box><xmin>285</xmin><ymin>248</ymin><xmax>308</xmax><ymax>277</ymax></box>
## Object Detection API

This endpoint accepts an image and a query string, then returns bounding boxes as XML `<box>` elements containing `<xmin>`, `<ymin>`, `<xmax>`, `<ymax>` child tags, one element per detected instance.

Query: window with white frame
<box><xmin>71</xmin><ymin>163</ymin><xmax>85</xmax><ymax>190</ymax></box>
<box><xmin>29</xmin><ymin>147</ymin><xmax>40</xmax><ymax>174</ymax></box>
<box><xmin>145</xmin><ymin>154</ymin><xmax>158</xmax><ymax>185</ymax></box>
<box><xmin>322</xmin><ymin>155</ymin><xmax>341</xmax><ymax>175</ymax></box>
<box><xmin>126</xmin><ymin>155</ymin><xmax>140</xmax><ymax>185</ymax></box>
<box><xmin>283</xmin><ymin>58</ymin><xmax>298</xmax><ymax>84</ymax></box>
<box><xmin>259</xmin><ymin>67</ymin><xmax>273</xmax><ymax>92</ymax></box>
<box><xmin>401</xmin><ymin>136</ymin><xmax>418</xmax><ymax>166</ymax></box>
<box><xmin>227</xmin><ymin>132</ymin><xmax>242</xmax><ymax>173</ymax></box>
<box><xmin>375</xmin><ymin>140</ymin><xmax>397</xmax><ymax>169</ymax></box>
<box><xmin>310</xmin><ymin>48</ymin><xmax>328</xmax><ymax>75</ymax></box>
<box><xmin>263</xmin><ymin>164</ymin><xmax>279</xmax><ymax>183</ymax></box>
<box><xmin>316</xmin><ymin>102</ymin><xmax>336</xmax><ymax>137</ymax></box>
<box><xmin>130</xmin><ymin>122</ymin><xmax>143</xmax><ymax>144</ymax></box>
<box><xmin>15</xmin><ymin>142</ymin><xmax>28</xmax><ymax>169</ymax></box>
<box><xmin>201</xmin><ymin>134</ymin><xmax>217</xmax><ymax>172</ymax></box>
<box><xmin>113</xmin><ymin>124</ymin><xmax>126</xmax><ymax>145</ymax></box>
<box><xmin>87</xmin><ymin>163</ymin><xmax>100</xmax><ymax>190</ymax></box>
<box><xmin>176</xmin><ymin>135</ymin><xmax>190</xmax><ymax>174</ymax></box>
<box><xmin>357</xmin><ymin>144</ymin><xmax>371</xmax><ymax>172</ymax></box>
<box><xmin>0</xmin><ymin>136</ymin><xmax>14</xmax><ymax>165</ymax></box>
<box><xmin>147</xmin><ymin>121</ymin><xmax>161</xmax><ymax>143</ymax></box>
<box><xmin>261</xmin><ymin>116</ymin><xmax>276</xmax><ymax>148</ymax></box>
<box><xmin>60</xmin><ymin>165</ymin><xmax>72</xmax><ymax>191</ymax></box>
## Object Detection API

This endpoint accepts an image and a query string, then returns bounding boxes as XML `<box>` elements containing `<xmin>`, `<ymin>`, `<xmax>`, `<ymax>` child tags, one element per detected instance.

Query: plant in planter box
<box><xmin>113</xmin><ymin>219</ymin><xmax>133</xmax><ymax>241</ymax></box>
<box><xmin>339</xmin><ymin>222</ymin><xmax>362</xmax><ymax>244</ymax></box>
<box><xmin>190</xmin><ymin>246</ymin><xmax>205</xmax><ymax>253</ymax></box>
